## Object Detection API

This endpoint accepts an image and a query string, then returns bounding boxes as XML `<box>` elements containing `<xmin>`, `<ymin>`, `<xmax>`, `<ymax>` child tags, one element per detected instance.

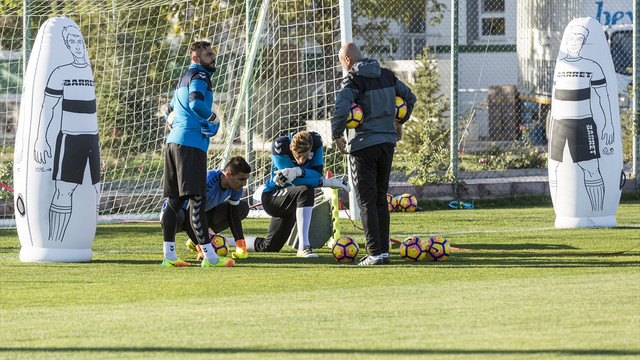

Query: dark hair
<box><xmin>189</xmin><ymin>41</ymin><xmax>212</xmax><ymax>57</ymax></box>
<box><xmin>224</xmin><ymin>156</ymin><xmax>251</xmax><ymax>175</ymax></box>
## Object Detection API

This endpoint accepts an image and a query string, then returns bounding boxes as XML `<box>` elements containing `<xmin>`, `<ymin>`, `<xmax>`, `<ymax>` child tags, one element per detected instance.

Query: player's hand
<box><xmin>395</xmin><ymin>122</ymin><xmax>403</xmax><ymax>141</ymax></box>
<box><xmin>33</xmin><ymin>138</ymin><xmax>51</xmax><ymax>164</ymax></box>
<box><xmin>274</xmin><ymin>167</ymin><xmax>303</xmax><ymax>187</ymax></box>
<box><xmin>601</xmin><ymin>125</ymin><xmax>614</xmax><ymax>145</ymax></box>
<box><xmin>201</xmin><ymin>121</ymin><xmax>219</xmax><ymax>137</ymax></box>
<box><xmin>334</xmin><ymin>136</ymin><xmax>348</xmax><ymax>154</ymax></box>
<box><xmin>322</xmin><ymin>178</ymin><xmax>351</xmax><ymax>192</ymax></box>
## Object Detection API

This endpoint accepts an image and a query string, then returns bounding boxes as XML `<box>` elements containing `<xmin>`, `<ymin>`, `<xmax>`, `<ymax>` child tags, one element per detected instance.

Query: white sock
<box><xmin>163</xmin><ymin>241</ymin><xmax>177</xmax><ymax>261</ymax></box>
<box><xmin>200</xmin><ymin>243</ymin><xmax>219</xmax><ymax>263</ymax></box>
<box><xmin>381</xmin><ymin>253</ymin><xmax>389</xmax><ymax>258</ymax></box>
<box><xmin>225</xmin><ymin>237</ymin><xmax>236</xmax><ymax>247</ymax></box>
<box><xmin>244</xmin><ymin>236</ymin><xmax>257</xmax><ymax>251</ymax></box>
<box><xmin>296</xmin><ymin>206</ymin><xmax>313</xmax><ymax>251</ymax></box>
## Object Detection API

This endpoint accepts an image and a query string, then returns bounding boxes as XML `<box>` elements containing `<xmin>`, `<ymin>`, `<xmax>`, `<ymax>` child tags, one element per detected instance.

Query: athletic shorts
<box><xmin>550</xmin><ymin>117</ymin><xmax>600</xmax><ymax>163</ymax></box>
<box><xmin>52</xmin><ymin>132</ymin><xmax>101</xmax><ymax>185</ymax></box>
<box><xmin>163</xmin><ymin>143</ymin><xmax>207</xmax><ymax>197</ymax></box>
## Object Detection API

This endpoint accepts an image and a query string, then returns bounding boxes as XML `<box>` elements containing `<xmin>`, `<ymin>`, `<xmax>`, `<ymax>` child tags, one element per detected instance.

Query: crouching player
<box><xmin>160</xmin><ymin>156</ymin><xmax>256</xmax><ymax>262</ymax></box>
<box><xmin>246</xmin><ymin>130</ymin><xmax>350</xmax><ymax>257</ymax></box>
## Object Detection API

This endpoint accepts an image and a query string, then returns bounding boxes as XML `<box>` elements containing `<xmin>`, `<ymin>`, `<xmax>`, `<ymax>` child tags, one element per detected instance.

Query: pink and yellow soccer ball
<box><xmin>387</xmin><ymin>193</ymin><xmax>398</xmax><ymax>212</ymax></box>
<box><xmin>346</xmin><ymin>103</ymin><xmax>364</xmax><ymax>129</ymax></box>
<box><xmin>395</xmin><ymin>96</ymin><xmax>407</xmax><ymax>122</ymax></box>
<box><xmin>166</xmin><ymin>111</ymin><xmax>175</xmax><ymax>130</ymax></box>
<box><xmin>210</xmin><ymin>234</ymin><xmax>229</xmax><ymax>257</ymax></box>
<box><xmin>399</xmin><ymin>236</ymin><xmax>428</xmax><ymax>262</ymax></box>
<box><xmin>395</xmin><ymin>193</ymin><xmax>417</xmax><ymax>212</ymax></box>
<box><xmin>332</xmin><ymin>236</ymin><xmax>359</xmax><ymax>263</ymax></box>
<box><xmin>425</xmin><ymin>236</ymin><xmax>451</xmax><ymax>262</ymax></box>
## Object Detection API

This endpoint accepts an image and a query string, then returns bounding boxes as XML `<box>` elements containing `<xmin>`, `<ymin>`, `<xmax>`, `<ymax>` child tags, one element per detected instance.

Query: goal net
<box><xmin>0</xmin><ymin>0</ymin><xmax>345</xmax><ymax>222</ymax></box>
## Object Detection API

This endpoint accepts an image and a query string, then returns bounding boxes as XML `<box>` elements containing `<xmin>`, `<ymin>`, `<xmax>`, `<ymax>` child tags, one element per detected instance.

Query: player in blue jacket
<box><xmin>160</xmin><ymin>41</ymin><xmax>233</xmax><ymax>268</ymax></box>
<box><xmin>247</xmin><ymin>130</ymin><xmax>349</xmax><ymax>257</ymax></box>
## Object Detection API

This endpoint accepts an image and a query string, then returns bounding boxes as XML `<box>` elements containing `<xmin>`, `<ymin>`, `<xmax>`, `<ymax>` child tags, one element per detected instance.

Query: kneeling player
<box><xmin>245</xmin><ymin>130</ymin><xmax>349</xmax><ymax>257</ymax></box>
<box><xmin>160</xmin><ymin>156</ymin><xmax>256</xmax><ymax>261</ymax></box>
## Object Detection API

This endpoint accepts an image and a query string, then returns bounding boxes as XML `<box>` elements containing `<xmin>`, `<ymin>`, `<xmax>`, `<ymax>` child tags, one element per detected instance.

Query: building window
<box><xmin>480</xmin><ymin>0</ymin><xmax>505</xmax><ymax>38</ymax></box>
<box><xmin>482</xmin><ymin>18</ymin><xmax>505</xmax><ymax>36</ymax></box>
<box><xmin>483</xmin><ymin>0</ymin><xmax>504</xmax><ymax>12</ymax></box>
<box><xmin>409</xmin><ymin>14</ymin><xmax>426</xmax><ymax>34</ymax></box>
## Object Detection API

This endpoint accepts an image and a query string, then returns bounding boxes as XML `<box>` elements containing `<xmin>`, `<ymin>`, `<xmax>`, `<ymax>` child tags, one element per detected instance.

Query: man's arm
<box><xmin>331</xmin><ymin>77</ymin><xmax>358</xmax><ymax>143</ymax></box>
<box><xmin>188</xmin><ymin>74</ymin><xmax>218</xmax><ymax>136</ymax></box>
<box><xmin>227</xmin><ymin>201</ymin><xmax>245</xmax><ymax>241</ymax></box>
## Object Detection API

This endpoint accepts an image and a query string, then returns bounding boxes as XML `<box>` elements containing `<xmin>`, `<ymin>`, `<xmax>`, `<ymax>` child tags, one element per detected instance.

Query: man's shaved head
<box><xmin>338</xmin><ymin>42</ymin><xmax>363</xmax><ymax>72</ymax></box>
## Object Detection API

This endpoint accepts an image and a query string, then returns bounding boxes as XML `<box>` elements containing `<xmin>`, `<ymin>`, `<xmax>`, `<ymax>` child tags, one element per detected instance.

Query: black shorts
<box><xmin>163</xmin><ymin>143</ymin><xmax>207</xmax><ymax>197</ymax></box>
<box><xmin>550</xmin><ymin>117</ymin><xmax>600</xmax><ymax>163</ymax></box>
<box><xmin>255</xmin><ymin>185</ymin><xmax>315</xmax><ymax>252</ymax></box>
<box><xmin>52</xmin><ymin>132</ymin><xmax>101</xmax><ymax>185</ymax></box>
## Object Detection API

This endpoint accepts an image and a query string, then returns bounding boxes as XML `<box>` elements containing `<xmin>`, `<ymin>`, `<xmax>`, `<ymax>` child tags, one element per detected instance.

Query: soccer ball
<box><xmin>166</xmin><ymin>111</ymin><xmax>175</xmax><ymax>130</ymax></box>
<box><xmin>387</xmin><ymin>193</ymin><xmax>398</xmax><ymax>212</ymax></box>
<box><xmin>395</xmin><ymin>193</ymin><xmax>417</xmax><ymax>212</ymax></box>
<box><xmin>399</xmin><ymin>236</ymin><xmax>428</xmax><ymax>262</ymax></box>
<box><xmin>425</xmin><ymin>236</ymin><xmax>451</xmax><ymax>262</ymax></box>
<box><xmin>395</xmin><ymin>96</ymin><xmax>407</xmax><ymax>122</ymax></box>
<box><xmin>332</xmin><ymin>236</ymin><xmax>359</xmax><ymax>262</ymax></box>
<box><xmin>346</xmin><ymin>103</ymin><xmax>364</xmax><ymax>129</ymax></box>
<box><xmin>210</xmin><ymin>234</ymin><xmax>229</xmax><ymax>257</ymax></box>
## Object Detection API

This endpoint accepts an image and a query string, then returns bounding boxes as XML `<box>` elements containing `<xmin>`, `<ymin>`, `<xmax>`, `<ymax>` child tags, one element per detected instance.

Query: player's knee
<box><xmin>297</xmin><ymin>185</ymin><xmax>315</xmax><ymax>207</ymax></box>
<box><xmin>237</xmin><ymin>201</ymin><xmax>250</xmax><ymax>219</ymax></box>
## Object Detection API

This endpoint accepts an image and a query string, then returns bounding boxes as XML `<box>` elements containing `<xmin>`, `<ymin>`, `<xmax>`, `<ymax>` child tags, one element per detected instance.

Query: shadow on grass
<box><xmin>0</xmin><ymin>347</ymin><xmax>637</xmax><ymax>356</ymax></box>
<box><xmin>454</xmin><ymin>242</ymin><xmax>578</xmax><ymax>251</ymax></box>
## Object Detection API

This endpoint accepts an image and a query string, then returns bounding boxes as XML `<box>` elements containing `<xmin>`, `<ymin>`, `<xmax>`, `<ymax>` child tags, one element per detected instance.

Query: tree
<box><xmin>397</xmin><ymin>47</ymin><xmax>451</xmax><ymax>185</ymax></box>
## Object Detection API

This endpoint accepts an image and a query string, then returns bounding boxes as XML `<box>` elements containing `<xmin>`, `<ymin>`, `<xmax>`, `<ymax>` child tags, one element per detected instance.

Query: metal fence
<box><xmin>351</xmin><ymin>0</ymin><xmax>637</xmax><ymax>196</ymax></box>
<box><xmin>0</xmin><ymin>0</ymin><xmax>637</xmax><ymax>224</ymax></box>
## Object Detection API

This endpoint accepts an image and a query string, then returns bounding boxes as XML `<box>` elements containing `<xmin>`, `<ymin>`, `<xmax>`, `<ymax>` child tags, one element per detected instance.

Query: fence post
<box><xmin>22</xmin><ymin>0</ymin><xmax>31</xmax><ymax>75</ymax></box>
<box><xmin>339</xmin><ymin>0</ymin><xmax>360</xmax><ymax>220</ymax></box>
<box><xmin>245</xmin><ymin>0</ymin><xmax>256</xmax><ymax>203</ymax></box>
<box><xmin>634</xmin><ymin>0</ymin><xmax>639</xmax><ymax>190</ymax></box>
<box><xmin>450</xmin><ymin>0</ymin><xmax>459</xmax><ymax>197</ymax></box>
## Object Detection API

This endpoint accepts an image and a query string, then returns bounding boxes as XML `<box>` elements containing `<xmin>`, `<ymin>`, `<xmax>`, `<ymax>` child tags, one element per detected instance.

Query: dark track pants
<box><xmin>349</xmin><ymin>142</ymin><xmax>395</xmax><ymax>256</ymax></box>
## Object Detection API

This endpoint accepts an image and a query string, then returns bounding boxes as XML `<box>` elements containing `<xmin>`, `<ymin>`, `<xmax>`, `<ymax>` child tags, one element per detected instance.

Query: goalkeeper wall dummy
<box><xmin>160</xmin><ymin>156</ymin><xmax>256</xmax><ymax>261</ymax></box>
<box><xmin>248</xmin><ymin>130</ymin><xmax>350</xmax><ymax>257</ymax></box>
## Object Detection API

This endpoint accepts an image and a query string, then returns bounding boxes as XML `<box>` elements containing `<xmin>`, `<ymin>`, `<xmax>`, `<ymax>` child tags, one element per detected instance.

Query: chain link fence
<box><xmin>0</xmin><ymin>0</ymin><xmax>637</xmax><ymax>224</ymax></box>
<box><xmin>352</xmin><ymin>0</ymin><xmax>636</xmax><ymax>197</ymax></box>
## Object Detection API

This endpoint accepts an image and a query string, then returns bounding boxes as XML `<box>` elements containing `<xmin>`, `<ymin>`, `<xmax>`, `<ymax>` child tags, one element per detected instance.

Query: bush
<box><xmin>472</xmin><ymin>125</ymin><xmax>547</xmax><ymax>171</ymax></box>
<box><xmin>0</xmin><ymin>160</ymin><xmax>13</xmax><ymax>200</ymax></box>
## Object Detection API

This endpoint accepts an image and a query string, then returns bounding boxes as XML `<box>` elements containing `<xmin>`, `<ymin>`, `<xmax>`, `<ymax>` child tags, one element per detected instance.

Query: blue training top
<box><xmin>166</xmin><ymin>64</ymin><xmax>215</xmax><ymax>153</ymax></box>
<box><xmin>263</xmin><ymin>131</ymin><xmax>324</xmax><ymax>192</ymax></box>
<box><xmin>203</xmin><ymin>169</ymin><xmax>243</xmax><ymax>211</ymax></box>
<box><xmin>161</xmin><ymin>169</ymin><xmax>243</xmax><ymax>213</ymax></box>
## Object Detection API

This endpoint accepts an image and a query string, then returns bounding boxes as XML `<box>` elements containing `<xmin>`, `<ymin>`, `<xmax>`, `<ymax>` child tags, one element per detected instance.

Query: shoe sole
<box><xmin>201</xmin><ymin>259</ymin><xmax>235</xmax><ymax>267</ymax></box>
<box><xmin>162</xmin><ymin>261</ymin><xmax>190</xmax><ymax>267</ymax></box>
<box><xmin>297</xmin><ymin>253</ymin><xmax>319</xmax><ymax>258</ymax></box>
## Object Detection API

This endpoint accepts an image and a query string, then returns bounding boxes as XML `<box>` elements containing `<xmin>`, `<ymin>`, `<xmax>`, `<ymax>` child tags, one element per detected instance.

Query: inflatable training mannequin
<box><xmin>14</xmin><ymin>17</ymin><xmax>100</xmax><ymax>262</ymax></box>
<box><xmin>548</xmin><ymin>17</ymin><xmax>623</xmax><ymax>228</ymax></box>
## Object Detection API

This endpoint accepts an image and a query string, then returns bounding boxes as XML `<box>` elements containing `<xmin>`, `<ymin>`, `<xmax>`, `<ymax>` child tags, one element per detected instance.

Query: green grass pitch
<box><xmin>0</xmin><ymin>200</ymin><xmax>639</xmax><ymax>359</ymax></box>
